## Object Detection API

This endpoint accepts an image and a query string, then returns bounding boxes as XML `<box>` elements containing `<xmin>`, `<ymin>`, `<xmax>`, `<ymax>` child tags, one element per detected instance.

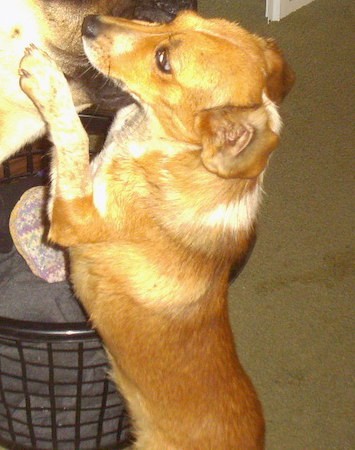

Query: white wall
<box><xmin>266</xmin><ymin>0</ymin><xmax>315</xmax><ymax>21</ymax></box>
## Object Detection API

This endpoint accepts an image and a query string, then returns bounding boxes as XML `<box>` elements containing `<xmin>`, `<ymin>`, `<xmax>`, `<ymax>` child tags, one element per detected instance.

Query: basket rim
<box><xmin>0</xmin><ymin>316</ymin><xmax>97</xmax><ymax>341</ymax></box>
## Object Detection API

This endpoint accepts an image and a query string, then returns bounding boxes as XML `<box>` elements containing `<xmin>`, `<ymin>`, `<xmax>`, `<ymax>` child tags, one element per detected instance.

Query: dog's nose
<box><xmin>82</xmin><ymin>15</ymin><xmax>103</xmax><ymax>39</ymax></box>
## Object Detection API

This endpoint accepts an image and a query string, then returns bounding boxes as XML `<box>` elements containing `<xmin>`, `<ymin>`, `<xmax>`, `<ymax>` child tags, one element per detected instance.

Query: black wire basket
<box><xmin>0</xmin><ymin>320</ymin><xmax>131</xmax><ymax>450</ymax></box>
<box><xmin>0</xmin><ymin>113</ymin><xmax>132</xmax><ymax>450</ymax></box>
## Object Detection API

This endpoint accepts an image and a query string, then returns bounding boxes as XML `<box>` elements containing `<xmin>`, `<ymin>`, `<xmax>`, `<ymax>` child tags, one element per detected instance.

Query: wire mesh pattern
<box><xmin>0</xmin><ymin>145</ymin><xmax>49</xmax><ymax>184</ymax></box>
<box><xmin>0</xmin><ymin>333</ymin><xmax>131</xmax><ymax>450</ymax></box>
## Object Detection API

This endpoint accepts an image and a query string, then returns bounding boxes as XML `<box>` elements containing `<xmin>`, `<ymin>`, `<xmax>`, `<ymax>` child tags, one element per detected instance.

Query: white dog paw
<box><xmin>19</xmin><ymin>44</ymin><xmax>71</xmax><ymax>118</ymax></box>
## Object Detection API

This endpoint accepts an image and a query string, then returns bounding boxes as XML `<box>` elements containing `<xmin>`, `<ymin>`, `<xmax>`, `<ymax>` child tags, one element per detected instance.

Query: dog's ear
<box><xmin>262</xmin><ymin>38</ymin><xmax>295</xmax><ymax>104</ymax></box>
<box><xmin>195</xmin><ymin>106</ymin><xmax>279</xmax><ymax>179</ymax></box>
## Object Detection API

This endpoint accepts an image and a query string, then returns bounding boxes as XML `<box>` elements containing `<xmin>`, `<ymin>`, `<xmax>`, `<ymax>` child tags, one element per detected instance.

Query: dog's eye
<box><xmin>155</xmin><ymin>47</ymin><xmax>172</xmax><ymax>74</ymax></box>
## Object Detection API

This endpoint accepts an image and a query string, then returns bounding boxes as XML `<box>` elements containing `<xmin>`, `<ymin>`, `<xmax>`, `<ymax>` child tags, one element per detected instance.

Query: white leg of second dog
<box><xmin>19</xmin><ymin>45</ymin><xmax>91</xmax><ymax>217</ymax></box>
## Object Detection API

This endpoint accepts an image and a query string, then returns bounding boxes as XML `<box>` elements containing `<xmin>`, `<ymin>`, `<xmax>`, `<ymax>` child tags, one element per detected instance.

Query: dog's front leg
<box><xmin>19</xmin><ymin>45</ymin><xmax>99</xmax><ymax>246</ymax></box>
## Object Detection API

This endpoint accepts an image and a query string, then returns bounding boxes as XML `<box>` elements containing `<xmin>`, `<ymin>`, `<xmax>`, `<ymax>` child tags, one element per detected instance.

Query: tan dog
<box><xmin>19</xmin><ymin>11</ymin><xmax>294</xmax><ymax>449</ymax></box>
<box><xmin>0</xmin><ymin>0</ymin><xmax>136</xmax><ymax>163</ymax></box>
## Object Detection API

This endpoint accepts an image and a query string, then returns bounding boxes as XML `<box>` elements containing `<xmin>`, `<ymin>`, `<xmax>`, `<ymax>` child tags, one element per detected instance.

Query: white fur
<box><xmin>202</xmin><ymin>184</ymin><xmax>262</xmax><ymax>233</ymax></box>
<box><xmin>93</xmin><ymin>176</ymin><xmax>108</xmax><ymax>216</ymax></box>
<box><xmin>128</xmin><ymin>141</ymin><xmax>146</xmax><ymax>158</ymax></box>
<box><xmin>163</xmin><ymin>179</ymin><xmax>262</xmax><ymax>241</ymax></box>
<box><xmin>91</xmin><ymin>104</ymin><xmax>141</xmax><ymax>215</ymax></box>
<box><xmin>263</xmin><ymin>92</ymin><xmax>282</xmax><ymax>135</ymax></box>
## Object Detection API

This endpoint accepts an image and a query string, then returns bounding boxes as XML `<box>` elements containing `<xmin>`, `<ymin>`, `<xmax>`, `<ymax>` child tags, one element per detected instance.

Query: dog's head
<box><xmin>82</xmin><ymin>11</ymin><xmax>294</xmax><ymax>178</ymax></box>
<box><xmin>38</xmin><ymin>1</ymin><xmax>197</xmax><ymax>110</ymax></box>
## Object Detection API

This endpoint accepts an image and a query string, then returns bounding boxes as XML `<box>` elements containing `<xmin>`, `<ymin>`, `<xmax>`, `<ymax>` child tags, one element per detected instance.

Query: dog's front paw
<box><xmin>19</xmin><ymin>44</ymin><xmax>71</xmax><ymax>119</ymax></box>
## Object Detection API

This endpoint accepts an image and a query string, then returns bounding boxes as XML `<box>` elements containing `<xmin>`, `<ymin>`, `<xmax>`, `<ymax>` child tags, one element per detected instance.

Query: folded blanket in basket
<box><xmin>0</xmin><ymin>176</ymin><xmax>43</xmax><ymax>254</ymax></box>
<box><xmin>10</xmin><ymin>186</ymin><xmax>67</xmax><ymax>283</ymax></box>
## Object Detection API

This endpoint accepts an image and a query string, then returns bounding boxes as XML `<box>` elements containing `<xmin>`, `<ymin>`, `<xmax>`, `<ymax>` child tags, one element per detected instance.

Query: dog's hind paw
<box><xmin>19</xmin><ymin>44</ymin><xmax>72</xmax><ymax>121</ymax></box>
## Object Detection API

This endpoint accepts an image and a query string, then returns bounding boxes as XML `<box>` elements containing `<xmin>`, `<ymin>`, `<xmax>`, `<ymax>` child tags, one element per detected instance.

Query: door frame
<box><xmin>266</xmin><ymin>0</ymin><xmax>315</xmax><ymax>21</ymax></box>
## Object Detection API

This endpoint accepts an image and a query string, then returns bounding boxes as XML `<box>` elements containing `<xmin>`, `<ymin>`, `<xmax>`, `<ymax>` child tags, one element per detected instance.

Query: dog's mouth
<box><xmin>86</xmin><ymin>69</ymin><xmax>135</xmax><ymax>110</ymax></box>
<box><xmin>78</xmin><ymin>33</ymin><xmax>135</xmax><ymax>111</ymax></box>
<box><xmin>81</xmin><ymin>22</ymin><xmax>137</xmax><ymax>110</ymax></box>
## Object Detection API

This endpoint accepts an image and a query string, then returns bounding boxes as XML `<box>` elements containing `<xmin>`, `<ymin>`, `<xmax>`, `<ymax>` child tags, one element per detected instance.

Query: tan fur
<box><xmin>0</xmin><ymin>0</ymin><xmax>135</xmax><ymax>163</ymax></box>
<box><xmin>19</xmin><ymin>11</ymin><xmax>294</xmax><ymax>449</ymax></box>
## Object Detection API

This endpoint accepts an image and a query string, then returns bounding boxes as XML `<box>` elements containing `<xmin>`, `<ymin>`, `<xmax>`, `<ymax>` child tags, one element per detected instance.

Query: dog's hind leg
<box><xmin>19</xmin><ymin>45</ymin><xmax>101</xmax><ymax>247</ymax></box>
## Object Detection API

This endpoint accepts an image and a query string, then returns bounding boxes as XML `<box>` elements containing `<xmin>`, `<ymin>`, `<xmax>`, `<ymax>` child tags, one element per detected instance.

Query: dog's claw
<box><xmin>19</xmin><ymin>68</ymin><xmax>30</xmax><ymax>77</ymax></box>
<box><xmin>27</xmin><ymin>43</ymin><xmax>37</xmax><ymax>52</ymax></box>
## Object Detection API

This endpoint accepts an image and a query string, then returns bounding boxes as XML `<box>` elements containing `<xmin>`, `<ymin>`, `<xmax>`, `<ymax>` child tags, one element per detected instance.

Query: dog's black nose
<box><xmin>82</xmin><ymin>15</ymin><xmax>102</xmax><ymax>39</ymax></box>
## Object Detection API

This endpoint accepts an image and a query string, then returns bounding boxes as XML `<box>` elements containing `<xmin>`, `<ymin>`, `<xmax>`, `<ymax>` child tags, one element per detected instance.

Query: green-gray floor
<box><xmin>198</xmin><ymin>0</ymin><xmax>353</xmax><ymax>448</ymax></box>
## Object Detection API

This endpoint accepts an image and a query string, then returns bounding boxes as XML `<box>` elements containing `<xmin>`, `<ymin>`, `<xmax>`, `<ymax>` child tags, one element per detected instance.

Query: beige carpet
<box><xmin>198</xmin><ymin>0</ymin><xmax>354</xmax><ymax>449</ymax></box>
